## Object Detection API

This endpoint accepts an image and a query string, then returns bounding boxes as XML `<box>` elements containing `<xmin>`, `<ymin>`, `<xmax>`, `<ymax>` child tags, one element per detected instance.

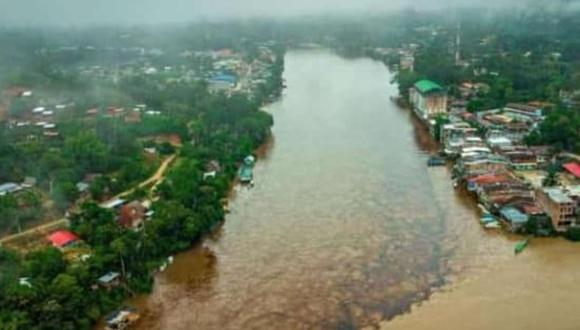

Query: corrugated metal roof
<box><xmin>48</xmin><ymin>230</ymin><xmax>79</xmax><ymax>247</ymax></box>
<box><xmin>500</xmin><ymin>206</ymin><xmax>529</xmax><ymax>224</ymax></box>
<box><xmin>544</xmin><ymin>187</ymin><xmax>574</xmax><ymax>204</ymax></box>
<box><xmin>563</xmin><ymin>162</ymin><xmax>580</xmax><ymax>178</ymax></box>
<box><xmin>414</xmin><ymin>80</ymin><xmax>442</xmax><ymax>94</ymax></box>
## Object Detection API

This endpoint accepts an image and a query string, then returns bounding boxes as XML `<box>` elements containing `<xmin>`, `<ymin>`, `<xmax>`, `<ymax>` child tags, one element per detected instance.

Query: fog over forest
<box><xmin>1</xmin><ymin>0</ymin><xmax>578</xmax><ymax>26</ymax></box>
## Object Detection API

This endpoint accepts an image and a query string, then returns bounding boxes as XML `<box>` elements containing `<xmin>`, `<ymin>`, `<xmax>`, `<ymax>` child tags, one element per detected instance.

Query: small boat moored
<box><xmin>239</xmin><ymin>155</ymin><xmax>256</xmax><ymax>184</ymax></box>
<box><xmin>427</xmin><ymin>155</ymin><xmax>446</xmax><ymax>167</ymax></box>
<box><xmin>105</xmin><ymin>306</ymin><xmax>140</xmax><ymax>330</ymax></box>
<box><xmin>514</xmin><ymin>239</ymin><xmax>529</xmax><ymax>255</ymax></box>
<box><xmin>484</xmin><ymin>221</ymin><xmax>501</xmax><ymax>229</ymax></box>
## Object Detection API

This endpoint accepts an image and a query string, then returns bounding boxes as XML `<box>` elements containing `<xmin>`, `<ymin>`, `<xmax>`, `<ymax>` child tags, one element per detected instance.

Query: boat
<box><xmin>239</xmin><ymin>155</ymin><xmax>255</xmax><ymax>184</ymax></box>
<box><xmin>477</xmin><ymin>204</ymin><xmax>489</xmax><ymax>213</ymax></box>
<box><xmin>514</xmin><ymin>239</ymin><xmax>529</xmax><ymax>255</ymax></box>
<box><xmin>105</xmin><ymin>306</ymin><xmax>140</xmax><ymax>330</ymax></box>
<box><xmin>427</xmin><ymin>155</ymin><xmax>445</xmax><ymax>167</ymax></box>
<box><xmin>484</xmin><ymin>221</ymin><xmax>501</xmax><ymax>229</ymax></box>
<box><xmin>480</xmin><ymin>214</ymin><xmax>496</xmax><ymax>224</ymax></box>
<box><xmin>239</xmin><ymin>166</ymin><xmax>253</xmax><ymax>183</ymax></box>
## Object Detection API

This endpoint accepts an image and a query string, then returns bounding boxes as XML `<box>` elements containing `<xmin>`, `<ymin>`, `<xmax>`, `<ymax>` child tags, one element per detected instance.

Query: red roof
<box><xmin>468</xmin><ymin>174</ymin><xmax>511</xmax><ymax>185</ymax></box>
<box><xmin>118</xmin><ymin>202</ymin><xmax>145</xmax><ymax>228</ymax></box>
<box><xmin>48</xmin><ymin>230</ymin><xmax>79</xmax><ymax>247</ymax></box>
<box><xmin>563</xmin><ymin>162</ymin><xmax>580</xmax><ymax>178</ymax></box>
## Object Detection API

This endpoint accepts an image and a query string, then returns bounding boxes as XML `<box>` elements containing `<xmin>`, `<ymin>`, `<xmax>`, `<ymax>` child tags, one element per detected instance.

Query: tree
<box><xmin>64</xmin><ymin>132</ymin><xmax>108</xmax><ymax>173</ymax></box>
<box><xmin>542</xmin><ymin>166</ymin><xmax>560</xmax><ymax>187</ymax></box>
<box><xmin>24</xmin><ymin>248</ymin><xmax>66</xmax><ymax>281</ymax></box>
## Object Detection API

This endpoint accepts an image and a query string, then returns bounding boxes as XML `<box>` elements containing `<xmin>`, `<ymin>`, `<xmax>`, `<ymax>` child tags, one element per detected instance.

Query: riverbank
<box><xmin>122</xmin><ymin>49</ymin><xmax>517</xmax><ymax>330</ymax></box>
<box><xmin>386</xmin><ymin>74</ymin><xmax>580</xmax><ymax>330</ymax></box>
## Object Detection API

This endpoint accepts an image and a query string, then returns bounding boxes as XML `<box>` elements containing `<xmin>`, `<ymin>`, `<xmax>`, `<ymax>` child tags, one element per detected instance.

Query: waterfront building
<box><xmin>501</xmin><ymin>149</ymin><xmax>538</xmax><ymax>171</ymax></box>
<box><xmin>536</xmin><ymin>187</ymin><xmax>577</xmax><ymax>232</ymax></box>
<box><xmin>456</xmin><ymin>153</ymin><xmax>507</xmax><ymax>178</ymax></box>
<box><xmin>409</xmin><ymin>80</ymin><xmax>447</xmax><ymax>120</ymax></box>
<box><xmin>440</xmin><ymin>121</ymin><xmax>478</xmax><ymax>154</ymax></box>
<box><xmin>500</xmin><ymin>206</ymin><xmax>529</xmax><ymax>232</ymax></box>
<box><xmin>504</xmin><ymin>103</ymin><xmax>543</xmax><ymax>122</ymax></box>
<box><xmin>486</xmin><ymin>130</ymin><xmax>512</xmax><ymax>149</ymax></box>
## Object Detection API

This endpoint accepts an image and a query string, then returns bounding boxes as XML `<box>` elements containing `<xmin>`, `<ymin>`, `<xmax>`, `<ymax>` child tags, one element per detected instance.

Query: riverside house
<box><xmin>536</xmin><ymin>187</ymin><xmax>577</xmax><ymax>232</ymax></box>
<box><xmin>409</xmin><ymin>79</ymin><xmax>447</xmax><ymax>121</ymax></box>
<box><xmin>504</xmin><ymin>103</ymin><xmax>543</xmax><ymax>122</ymax></box>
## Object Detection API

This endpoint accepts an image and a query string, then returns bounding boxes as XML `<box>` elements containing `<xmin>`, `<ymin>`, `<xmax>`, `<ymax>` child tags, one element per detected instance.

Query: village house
<box><xmin>76</xmin><ymin>182</ymin><xmax>90</xmax><ymax>194</ymax></box>
<box><xmin>449</xmin><ymin>100</ymin><xmax>468</xmax><ymax>114</ymax></box>
<box><xmin>97</xmin><ymin>271</ymin><xmax>121</xmax><ymax>289</ymax></box>
<box><xmin>409</xmin><ymin>80</ymin><xmax>448</xmax><ymax>121</ymax></box>
<box><xmin>0</xmin><ymin>183</ymin><xmax>21</xmax><ymax>196</ymax></box>
<box><xmin>118</xmin><ymin>201</ymin><xmax>146</xmax><ymax>230</ymax></box>
<box><xmin>48</xmin><ymin>230</ymin><xmax>80</xmax><ymax>250</ymax></box>
<box><xmin>21</xmin><ymin>177</ymin><xmax>37</xmax><ymax>189</ymax></box>
<box><xmin>440</xmin><ymin>121</ymin><xmax>479</xmax><ymax>154</ymax></box>
<box><xmin>207</xmin><ymin>74</ymin><xmax>237</xmax><ymax>93</ymax></box>
<box><xmin>567</xmin><ymin>186</ymin><xmax>580</xmax><ymax>216</ymax></box>
<box><xmin>86</xmin><ymin>108</ymin><xmax>99</xmax><ymax>116</ymax></box>
<box><xmin>536</xmin><ymin>187</ymin><xmax>577</xmax><ymax>232</ymax></box>
<box><xmin>107</xmin><ymin>107</ymin><xmax>125</xmax><ymax>118</ymax></box>
<box><xmin>466</xmin><ymin>173</ymin><xmax>512</xmax><ymax>191</ymax></box>
<box><xmin>456</xmin><ymin>153</ymin><xmax>508</xmax><ymax>178</ymax></box>
<box><xmin>477</xmin><ymin>182</ymin><xmax>535</xmax><ymax>211</ymax></box>
<box><xmin>504</xmin><ymin>103</ymin><xmax>543</xmax><ymax>122</ymax></box>
<box><xmin>498</xmin><ymin>148</ymin><xmax>538</xmax><ymax>171</ymax></box>
<box><xmin>475</xmin><ymin>110</ymin><xmax>534</xmax><ymax>144</ymax></box>
<box><xmin>124</xmin><ymin>110</ymin><xmax>141</xmax><ymax>124</ymax></box>
<box><xmin>562</xmin><ymin>162</ymin><xmax>580</xmax><ymax>182</ymax></box>
<box><xmin>487</xmin><ymin>135</ymin><xmax>512</xmax><ymax>149</ymax></box>
<box><xmin>399</xmin><ymin>53</ymin><xmax>414</xmax><ymax>72</ymax></box>
<box><xmin>499</xmin><ymin>206</ymin><xmax>529</xmax><ymax>232</ymax></box>
<box><xmin>457</xmin><ymin>82</ymin><xmax>489</xmax><ymax>99</ymax></box>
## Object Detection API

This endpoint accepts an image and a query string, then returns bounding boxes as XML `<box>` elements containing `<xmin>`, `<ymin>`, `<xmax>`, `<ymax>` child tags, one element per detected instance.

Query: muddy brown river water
<box><xmin>130</xmin><ymin>50</ymin><xmax>580</xmax><ymax>330</ymax></box>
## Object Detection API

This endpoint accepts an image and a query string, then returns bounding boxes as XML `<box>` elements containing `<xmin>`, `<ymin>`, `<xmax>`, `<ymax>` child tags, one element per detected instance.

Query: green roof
<box><xmin>414</xmin><ymin>80</ymin><xmax>443</xmax><ymax>94</ymax></box>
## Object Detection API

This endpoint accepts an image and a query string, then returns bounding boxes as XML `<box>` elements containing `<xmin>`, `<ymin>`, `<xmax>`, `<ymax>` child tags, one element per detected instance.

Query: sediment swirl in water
<box><xmin>128</xmin><ymin>50</ymin><xmax>517</xmax><ymax>330</ymax></box>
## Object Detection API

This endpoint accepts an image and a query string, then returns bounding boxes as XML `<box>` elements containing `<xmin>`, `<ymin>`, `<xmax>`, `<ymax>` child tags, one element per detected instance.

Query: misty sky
<box><xmin>0</xmin><ymin>0</ymin><xmax>571</xmax><ymax>26</ymax></box>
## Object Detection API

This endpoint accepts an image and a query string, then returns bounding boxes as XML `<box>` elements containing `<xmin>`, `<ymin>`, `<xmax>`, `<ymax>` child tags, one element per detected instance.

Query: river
<box><xmin>130</xmin><ymin>50</ymin><xmax>580</xmax><ymax>330</ymax></box>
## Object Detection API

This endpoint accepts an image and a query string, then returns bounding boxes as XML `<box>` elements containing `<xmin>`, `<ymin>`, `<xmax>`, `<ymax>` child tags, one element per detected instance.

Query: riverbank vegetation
<box><xmin>0</xmin><ymin>25</ymin><xmax>282</xmax><ymax>329</ymax></box>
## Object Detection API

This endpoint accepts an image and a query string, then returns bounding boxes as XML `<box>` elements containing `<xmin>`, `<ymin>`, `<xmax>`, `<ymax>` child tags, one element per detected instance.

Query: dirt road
<box><xmin>0</xmin><ymin>154</ymin><xmax>177</xmax><ymax>246</ymax></box>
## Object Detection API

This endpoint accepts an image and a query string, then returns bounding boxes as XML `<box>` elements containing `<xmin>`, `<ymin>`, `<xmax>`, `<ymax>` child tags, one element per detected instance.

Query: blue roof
<box><xmin>209</xmin><ymin>74</ymin><xmax>237</xmax><ymax>84</ymax></box>
<box><xmin>500</xmin><ymin>207</ymin><xmax>528</xmax><ymax>224</ymax></box>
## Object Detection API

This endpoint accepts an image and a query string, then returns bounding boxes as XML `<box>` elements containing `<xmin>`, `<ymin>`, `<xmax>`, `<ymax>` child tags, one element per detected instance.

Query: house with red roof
<box><xmin>563</xmin><ymin>162</ymin><xmax>580</xmax><ymax>179</ymax></box>
<box><xmin>48</xmin><ymin>230</ymin><xmax>79</xmax><ymax>249</ymax></box>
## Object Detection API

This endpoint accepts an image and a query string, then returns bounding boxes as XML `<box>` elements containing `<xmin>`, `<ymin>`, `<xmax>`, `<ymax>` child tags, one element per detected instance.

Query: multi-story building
<box><xmin>536</xmin><ymin>187</ymin><xmax>576</xmax><ymax>232</ymax></box>
<box><xmin>409</xmin><ymin>80</ymin><xmax>447</xmax><ymax>121</ymax></box>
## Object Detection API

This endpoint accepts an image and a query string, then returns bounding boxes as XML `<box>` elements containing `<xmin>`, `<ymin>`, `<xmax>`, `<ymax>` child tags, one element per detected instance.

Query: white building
<box><xmin>409</xmin><ymin>80</ymin><xmax>448</xmax><ymax>120</ymax></box>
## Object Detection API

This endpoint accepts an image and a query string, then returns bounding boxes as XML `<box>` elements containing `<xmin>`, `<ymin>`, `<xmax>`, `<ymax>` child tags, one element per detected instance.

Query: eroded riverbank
<box><xmin>127</xmin><ymin>50</ymin><xmax>578</xmax><ymax>330</ymax></box>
